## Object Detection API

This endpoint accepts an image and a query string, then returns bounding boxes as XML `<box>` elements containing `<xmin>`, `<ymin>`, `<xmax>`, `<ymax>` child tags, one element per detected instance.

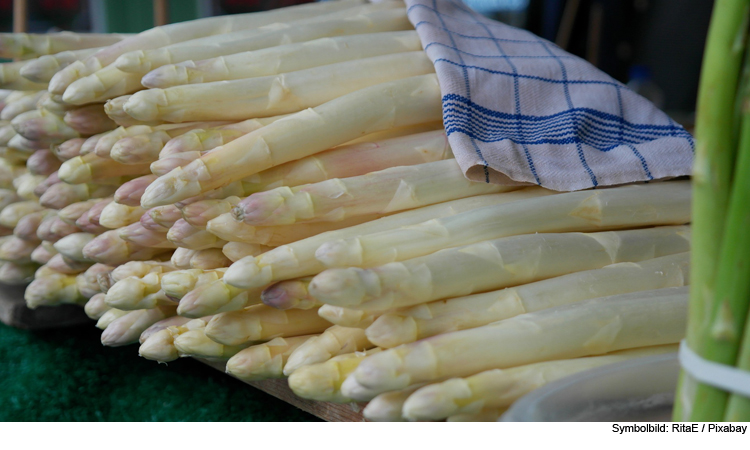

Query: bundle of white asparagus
<box><xmin>0</xmin><ymin>0</ymin><xmax>694</xmax><ymax>421</ymax></box>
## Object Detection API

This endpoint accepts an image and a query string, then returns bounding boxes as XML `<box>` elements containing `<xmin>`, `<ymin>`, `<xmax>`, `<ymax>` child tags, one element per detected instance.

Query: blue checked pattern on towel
<box><xmin>405</xmin><ymin>0</ymin><xmax>694</xmax><ymax>191</ymax></box>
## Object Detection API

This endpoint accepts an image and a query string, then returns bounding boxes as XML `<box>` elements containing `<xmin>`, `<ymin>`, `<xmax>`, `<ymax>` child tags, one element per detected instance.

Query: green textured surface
<box><xmin>0</xmin><ymin>321</ymin><xmax>319</xmax><ymax>421</ymax></box>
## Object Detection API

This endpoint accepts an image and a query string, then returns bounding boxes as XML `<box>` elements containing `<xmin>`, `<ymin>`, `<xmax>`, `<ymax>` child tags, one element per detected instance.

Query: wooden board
<box><xmin>0</xmin><ymin>283</ymin><xmax>91</xmax><ymax>330</ymax></box>
<box><xmin>198</xmin><ymin>358</ymin><xmax>366</xmax><ymax>422</ymax></box>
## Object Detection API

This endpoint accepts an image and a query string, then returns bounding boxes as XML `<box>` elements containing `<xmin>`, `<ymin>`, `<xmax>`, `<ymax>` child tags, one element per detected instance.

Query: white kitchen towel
<box><xmin>405</xmin><ymin>0</ymin><xmax>694</xmax><ymax>190</ymax></box>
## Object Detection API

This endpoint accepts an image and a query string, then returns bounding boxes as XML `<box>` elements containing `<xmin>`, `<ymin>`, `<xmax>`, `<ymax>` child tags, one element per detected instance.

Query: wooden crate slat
<box><xmin>0</xmin><ymin>283</ymin><xmax>91</xmax><ymax>330</ymax></box>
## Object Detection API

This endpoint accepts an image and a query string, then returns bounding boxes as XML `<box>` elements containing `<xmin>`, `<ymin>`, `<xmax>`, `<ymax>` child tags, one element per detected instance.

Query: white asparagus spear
<box><xmin>84</xmin><ymin>293</ymin><xmax>111</xmax><ymax>320</ymax></box>
<box><xmin>101</xmin><ymin>305</ymin><xmax>178</xmax><ymax>347</ymax></box>
<box><xmin>160</xmin><ymin>268</ymin><xmax>225</xmax><ymax>300</ymax></box>
<box><xmin>261</xmin><ymin>278</ymin><xmax>319</xmax><ymax>310</ymax></box>
<box><xmin>37</xmin><ymin>216</ymin><xmax>80</xmax><ymax>243</ymax></box>
<box><xmin>0</xmin><ymin>91</ymin><xmax>45</xmax><ymax>121</ymax></box>
<box><xmin>0</xmin><ymin>32</ymin><xmax>126</xmax><ymax>59</ymax></box>
<box><xmin>235</xmin><ymin>159</ymin><xmax>508</xmax><ymax>227</ymax></box>
<box><xmin>177</xmin><ymin>279</ymin><xmax>260</xmax><ymax>318</ymax></box>
<box><xmin>0</xmin><ymin>236</ymin><xmax>38</xmax><ymax>263</ymax></box>
<box><xmin>0</xmin><ymin>262</ymin><xmax>36</xmax><ymax>285</ymax></box>
<box><xmin>316</xmin><ymin>181</ymin><xmax>692</xmax><ymax>270</ymax></box>
<box><xmin>318</xmin><ymin>305</ymin><xmax>381</xmax><ymax>329</ymax></box>
<box><xmin>58</xmin><ymin>153</ymin><xmax>150</xmax><ymax>184</ymax></box>
<box><xmin>171</xmin><ymin>247</ymin><xmax>197</xmax><ymax>269</ymax></box>
<box><xmin>63</xmin><ymin>104</ymin><xmax>117</xmax><ymax>135</ymax></box>
<box><xmin>62</xmin><ymin>66</ymin><xmax>144</xmax><ymax>105</ymax></box>
<box><xmin>223</xmin><ymin>188</ymin><xmax>555</xmax><ymax>289</ymax></box>
<box><xmin>238</xmin><ymin>130</ymin><xmax>452</xmax><ymax>195</ymax></box>
<box><xmin>0</xmin><ymin>61</ymin><xmax>48</xmax><ymax>90</ymax></box>
<box><xmin>14</xmin><ymin>173</ymin><xmax>47</xmax><ymax>200</ymax></box>
<box><xmin>139</xmin><ymin>315</ymin><xmax>192</xmax><ymax>344</ymax></box>
<box><xmin>45</xmin><ymin>253</ymin><xmax>91</xmax><ymax>274</ymax></box>
<box><xmin>225</xmin><ymin>336</ymin><xmax>315</xmax><ymax>381</ymax></box>
<box><xmin>119</xmin><ymin>223</ymin><xmax>174</xmax><ymax>248</ymax></box>
<box><xmin>107</xmin><ymin>260</ymin><xmax>175</xmax><ymax>284</ymax></box>
<box><xmin>11</xmin><ymin>109</ymin><xmax>79</xmax><ymax>142</ymax></box>
<box><xmin>138</xmin><ymin>316</ymin><xmax>208</xmax><ymax>361</ymax></box>
<box><xmin>82</xmin><ymin>229</ymin><xmax>167</xmax><ymax>265</ymax></box>
<box><xmin>174</xmin><ymin>328</ymin><xmax>251</xmax><ymax>359</ymax></box>
<box><xmin>310</xmin><ymin>225</ymin><xmax>691</xmax><ymax>311</ymax></box>
<box><xmin>205</xmin><ymin>305</ymin><xmax>332</xmax><ymax>346</ymax></box>
<box><xmin>25</xmin><ymin>272</ymin><xmax>87</xmax><ymax>308</ymax></box>
<box><xmin>126</xmin><ymin>51</ymin><xmax>434</xmax><ymax>123</ymax></box>
<box><xmin>75</xmin><ymin>198</ymin><xmax>112</xmax><ymax>234</ymax></box>
<box><xmin>58</xmin><ymin>198</ymin><xmax>100</xmax><ymax>225</ymax></box>
<box><xmin>98</xmin><ymin>202</ymin><xmax>146</xmax><ymax>229</ymax></box>
<box><xmin>367</xmin><ymin>252</ymin><xmax>690</xmax><ymax>348</ymax></box>
<box><xmin>40</xmin><ymin>182</ymin><xmax>118</xmax><ymax>210</ymax></box>
<box><xmin>30</xmin><ymin>243</ymin><xmax>56</xmax><ymax>264</ymax></box>
<box><xmin>143</xmin><ymin>31</ymin><xmax>422</xmax><ymax>88</ymax></box>
<box><xmin>114</xmin><ymin>175</ymin><xmax>159</xmax><ymax>206</ymax></box>
<box><xmin>96</xmin><ymin>308</ymin><xmax>128</xmax><ymax>329</ymax></box>
<box><xmin>402</xmin><ymin>345</ymin><xmax>678</xmax><ymax>421</ymax></box>
<box><xmin>19</xmin><ymin>47</ymin><xmax>103</xmax><ymax>84</ymax></box>
<box><xmin>52</xmin><ymin>138</ymin><xmax>85</xmax><ymax>161</ymax></box>
<box><xmin>141</xmin><ymin>74</ymin><xmax>443</xmax><ymax>208</ymax></box>
<box><xmin>167</xmin><ymin>219</ymin><xmax>226</xmax><ymax>250</ymax></box>
<box><xmin>116</xmin><ymin>4</ymin><xmax>408</xmax><ymax>74</ymax></box>
<box><xmin>0</xmin><ymin>200</ymin><xmax>45</xmax><ymax>228</ymax></box>
<box><xmin>27</xmin><ymin>149</ymin><xmax>62</xmax><ymax>176</ymax></box>
<box><xmin>288</xmin><ymin>348</ymin><xmax>381</xmax><ymax>402</ymax></box>
<box><xmin>362</xmin><ymin>386</ymin><xmax>424</xmax><ymax>422</ymax></box>
<box><xmin>207</xmin><ymin>212</ymin><xmax>383</xmax><ymax>247</ymax></box>
<box><xmin>283</xmin><ymin>326</ymin><xmax>372</xmax><ymax>375</ymax></box>
<box><xmin>0</xmin><ymin>124</ymin><xmax>16</xmax><ymax>146</ymax></box>
<box><xmin>347</xmin><ymin>287</ymin><xmax>689</xmax><ymax>396</ymax></box>
<box><xmin>52</xmin><ymin>232</ymin><xmax>95</xmax><ymax>262</ymax></box>
<box><xmin>76</xmin><ymin>263</ymin><xmax>114</xmax><ymax>299</ymax></box>
<box><xmin>48</xmin><ymin>0</ymin><xmax>367</xmax><ymax>95</ymax></box>
<box><xmin>222</xmin><ymin>242</ymin><xmax>271</xmax><ymax>263</ymax></box>
<box><xmin>105</xmin><ymin>271</ymin><xmax>176</xmax><ymax>310</ymax></box>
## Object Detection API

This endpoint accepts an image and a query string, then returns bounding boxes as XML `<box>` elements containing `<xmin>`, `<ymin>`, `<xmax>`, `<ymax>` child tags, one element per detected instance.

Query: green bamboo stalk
<box><xmin>674</xmin><ymin>0</ymin><xmax>750</xmax><ymax>421</ymax></box>
<box><xmin>688</xmin><ymin>57</ymin><xmax>750</xmax><ymax>421</ymax></box>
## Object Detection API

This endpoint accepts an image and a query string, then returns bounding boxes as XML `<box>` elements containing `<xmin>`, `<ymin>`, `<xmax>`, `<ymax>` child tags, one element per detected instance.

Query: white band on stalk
<box><xmin>679</xmin><ymin>340</ymin><xmax>750</xmax><ymax>397</ymax></box>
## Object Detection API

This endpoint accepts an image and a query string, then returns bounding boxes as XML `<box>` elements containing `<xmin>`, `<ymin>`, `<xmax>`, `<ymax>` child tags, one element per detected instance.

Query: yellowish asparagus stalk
<box><xmin>261</xmin><ymin>278</ymin><xmax>319</xmax><ymax>310</ymax></box>
<box><xmin>170</xmin><ymin>247</ymin><xmax>197</xmax><ymax>269</ymax></box>
<box><xmin>47</xmin><ymin>0</ymin><xmax>366</xmax><ymax>95</ymax></box>
<box><xmin>0</xmin><ymin>91</ymin><xmax>45</xmax><ymax>121</ymax></box>
<box><xmin>160</xmin><ymin>267</ymin><xmax>225</xmax><ymax>299</ymax></box>
<box><xmin>0</xmin><ymin>32</ymin><xmax>126</xmax><ymax>59</ymax></box>
<box><xmin>84</xmin><ymin>293</ymin><xmax>110</xmax><ymax>320</ymax></box>
<box><xmin>310</xmin><ymin>226</ymin><xmax>691</xmax><ymax>312</ymax></box>
<box><xmin>239</xmin><ymin>130</ymin><xmax>452</xmax><ymax>194</ymax></box>
<box><xmin>19</xmin><ymin>47</ymin><xmax>103</xmax><ymax>84</ymax></box>
<box><xmin>58</xmin><ymin>153</ymin><xmax>150</xmax><ymax>184</ymax></box>
<box><xmin>106</xmin><ymin>259</ymin><xmax>175</xmax><ymax>286</ymax></box>
<box><xmin>141</xmin><ymin>74</ymin><xmax>442</xmax><ymax>208</ymax></box>
<box><xmin>167</xmin><ymin>219</ymin><xmax>226</xmax><ymax>250</ymax></box>
<box><xmin>368</xmin><ymin>252</ymin><xmax>690</xmax><ymax>348</ymax></box>
<box><xmin>52</xmin><ymin>232</ymin><xmax>95</xmax><ymax>262</ymax></box>
<box><xmin>93</xmin><ymin>125</ymin><xmax>158</xmax><ymax>157</ymax></box>
<box><xmin>347</xmin><ymin>287</ymin><xmax>689</xmax><ymax>396</ymax></box>
<box><xmin>146</xmin><ymin>204</ymin><xmax>182</xmax><ymax>229</ymax></box>
<box><xmin>138</xmin><ymin>316</ymin><xmax>207</xmax><ymax>362</ymax></box>
<box><xmin>57</xmin><ymin>198</ymin><xmax>100</xmax><ymax>225</ymax></box>
<box><xmin>207</xmin><ymin>212</ymin><xmax>382</xmax><ymax>247</ymax></box>
<box><xmin>63</xmin><ymin>104</ymin><xmax>117</xmax><ymax>135</ymax></box>
<box><xmin>0</xmin><ymin>235</ymin><xmax>39</xmax><ymax>263</ymax></box>
<box><xmin>75</xmin><ymin>198</ymin><xmax>113</xmax><ymax>234</ymax></box>
<box><xmin>223</xmin><ymin>188</ymin><xmax>555</xmax><ymax>289</ymax></box>
<box><xmin>115</xmin><ymin>4</ymin><xmax>408</xmax><ymax>75</ymax></box>
<box><xmin>205</xmin><ymin>305</ymin><xmax>331</xmax><ymax>346</ymax></box>
<box><xmin>98</xmin><ymin>202</ymin><xmax>146</xmax><ymax>229</ymax></box>
<box><xmin>318</xmin><ymin>304</ymin><xmax>381</xmax><ymax>329</ymax></box>
<box><xmin>101</xmin><ymin>305</ymin><xmax>178</xmax><ymax>347</ymax></box>
<box><xmin>402</xmin><ymin>345</ymin><xmax>678</xmax><ymax>421</ymax></box>
<box><xmin>235</xmin><ymin>159</ymin><xmax>506</xmax><ymax>227</ymax></box>
<box><xmin>177</xmin><ymin>279</ymin><xmax>260</xmax><ymax>318</ymax></box>
<box><xmin>0</xmin><ymin>200</ymin><xmax>45</xmax><ymax>228</ymax></box>
<box><xmin>0</xmin><ymin>60</ymin><xmax>48</xmax><ymax>90</ymax></box>
<box><xmin>288</xmin><ymin>348</ymin><xmax>381</xmax><ymax>402</ymax></box>
<box><xmin>96</xmin><ymin>308</ymin><xmax>129</xmax><ymax>329</ymax></box>
<box><xmin>61</xmin><ymin>65</ymin><xmax>144</xmax><ymax>105</ymax></box>
<box><xmin>188</xmin><ymin>248</ymin><xmax>231</xmax><ymax>270</ymax></box>
<box><xmin>174</xmin><ymin>327</ymin><xmax>250</xmax><ymax>359</ymax></box>
<box><xmin>119</xmin><ymin>222</ymin><xmax>174</xmax><ymax>248</ymax></box>
<box><xmin>362</xmin><ymin>386</ymin><xmax>424</xmax><ymax>422</ymax></box>
<box><xmin>315</xmin><ymin>181</ymin><xmax>691</xmax><ymax>270</ymax></box>
<box><xmin>225</xmin><ymin>335</ymin><xmax>315</xmax><ymax>381</ymax></box>
<box><xmin>139</xmin><ymin>315</ymin><xmax>192</xmax><ymax>344</ymax></box>
<box><xmin>105</xmin><ymin>271</ymin><xmax>176</xmax><ymax>310</ymax></box>
<box><xmin>143</xmin><ymin>30</ymin><xmax>422</xmax><ymax>88</ymax></box>
<box><xmin>181</xmin><ymin>197</ymin><xmax>240</xmax><ymax>229</ymax></box>
<box><xmin>284</xmin><ymin>325</ymin><xmax>372</xmax><ymax>375</ymax></box>
<box><xmin>126</xmin><ymin>51</ymin><xmax>433</xmax><ymax>123</ymax></box>
<box><xmin>222</xmin><ymin>242</ymin><xmax>271</xmax><ymax>263</ymax></box>
<box><xmin>25</xmin><ymin>272</ymin><xmax>87</xmax><ymax>308</ymax></box>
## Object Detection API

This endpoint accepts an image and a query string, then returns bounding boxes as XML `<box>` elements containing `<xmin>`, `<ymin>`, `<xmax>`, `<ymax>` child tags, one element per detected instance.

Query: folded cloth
<box><xmin>405</xmin><ymin>0</ymin><xmax>694</xmax><ymax>191</ymax></box>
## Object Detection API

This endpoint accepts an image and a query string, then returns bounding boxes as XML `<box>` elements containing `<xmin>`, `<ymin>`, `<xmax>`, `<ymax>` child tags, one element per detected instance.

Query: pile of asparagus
<box><xmin>0</xmin><ymin>0</ymin><xmax>693</xmax><ymax>421</ymax></box>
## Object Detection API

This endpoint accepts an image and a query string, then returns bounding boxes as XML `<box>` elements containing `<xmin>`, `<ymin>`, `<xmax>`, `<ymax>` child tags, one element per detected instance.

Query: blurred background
<box><xmin>0</xmin><ymin>0</ymin><xmax>711</xmax><ymax>124</ymax></box>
